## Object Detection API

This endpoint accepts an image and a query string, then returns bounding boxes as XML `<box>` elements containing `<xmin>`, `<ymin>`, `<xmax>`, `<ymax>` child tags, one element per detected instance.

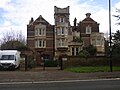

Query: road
<box><xmin>0</xmin><ymin>79</ymin><xmax>120</xmax><ymax>90</ymax></box>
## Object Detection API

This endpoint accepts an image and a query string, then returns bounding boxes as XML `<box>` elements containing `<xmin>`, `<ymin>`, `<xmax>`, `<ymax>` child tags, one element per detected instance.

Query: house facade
<box><xmin>27</xmin><ymin>15</ymin><xmax>54</xmax><ymax>65</ymax></box>
<box><xmin>27</xmin><ymin>6</ymin><xmax>105</xmax><ymax>65</ymax></box>
<box><xmin>77</xmin><ymin>13</ymin><xmax>105</xmax><ymax>55</ymax></box>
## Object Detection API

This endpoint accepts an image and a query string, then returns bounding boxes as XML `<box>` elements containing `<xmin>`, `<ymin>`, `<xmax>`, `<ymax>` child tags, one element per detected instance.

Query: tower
<box><xmin>54</xmin><ymin>6</ymin><xmax>70</xmax><ymax>58</ymax></box>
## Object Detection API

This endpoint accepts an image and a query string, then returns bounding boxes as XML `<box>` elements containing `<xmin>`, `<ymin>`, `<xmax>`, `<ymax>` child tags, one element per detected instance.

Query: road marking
<box><xmin>0</xmin><ymin>81</ymin><xmax>32</xmax><ymax>85</ymax></box>
<box><xmin>0</xmin><ymin>78</ymin><xmax>120</xmax><ymax>85</ymax></box>
<box><xmin>34</xmin><ymin>78</ymin><xmax>120</xmax><ymax>84</ymax></box>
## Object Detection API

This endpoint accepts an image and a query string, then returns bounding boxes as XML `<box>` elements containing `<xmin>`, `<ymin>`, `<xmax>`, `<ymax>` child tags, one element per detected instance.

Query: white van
<box><xmin>0</xmin><ymin>50</ymin><xmax>21</xmax><ymax>70</ymax></box>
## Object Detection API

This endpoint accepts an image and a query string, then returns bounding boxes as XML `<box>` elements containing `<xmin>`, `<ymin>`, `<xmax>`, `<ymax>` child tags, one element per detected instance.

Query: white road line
<box><xmin>0</xmin><ymin>81</ymin><xmax>33</xmax><ymax>85</ymax></box>
<box><xmin>34</xmin><ymin>78</ymin><xmax>120</xmax><ymax>84</ymax></box>
<box><xmin>0</xmin><ymin>78</ymin><xmax>120</xmax><ymax>85</ymax></box>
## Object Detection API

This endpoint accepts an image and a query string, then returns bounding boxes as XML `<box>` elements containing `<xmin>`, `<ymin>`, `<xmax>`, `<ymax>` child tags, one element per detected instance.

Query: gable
<box><xmin>33</xmin><ymin>15</ymin><xmax>50</xmax><ymax>25</ymax></box>
<box><xmin>82</xmin><ymin>17</ymin><xmax>97</xmax><ymax>23</ymax></box>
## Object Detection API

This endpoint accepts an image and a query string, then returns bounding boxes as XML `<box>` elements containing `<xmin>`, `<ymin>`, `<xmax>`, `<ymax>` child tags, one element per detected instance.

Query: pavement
<box><xmin>0</xmin><ymin>67</ymin><xmax>120</xmax><ymax>83</ymax></box>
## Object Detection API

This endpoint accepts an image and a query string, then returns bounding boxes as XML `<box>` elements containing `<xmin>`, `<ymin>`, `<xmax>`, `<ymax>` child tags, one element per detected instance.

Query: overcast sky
<box><xmin>0</xmin><ymin>0</ymin><xmax>120</xmax><ymax>38</ymax></box>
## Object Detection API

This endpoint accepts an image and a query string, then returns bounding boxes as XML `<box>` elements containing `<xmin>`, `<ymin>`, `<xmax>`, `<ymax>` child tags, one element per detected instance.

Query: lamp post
<box><xmin>109</xmin><ymin>0</ymin><xmax>112</xmax><ymax>72</ymax></box>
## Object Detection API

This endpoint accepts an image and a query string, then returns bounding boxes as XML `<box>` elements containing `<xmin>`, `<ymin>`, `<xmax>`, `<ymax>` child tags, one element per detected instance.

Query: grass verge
<box><xmin>64</xmin><ymin>66</ymin><xmax>120</xmax><ymax>73</ymax></box>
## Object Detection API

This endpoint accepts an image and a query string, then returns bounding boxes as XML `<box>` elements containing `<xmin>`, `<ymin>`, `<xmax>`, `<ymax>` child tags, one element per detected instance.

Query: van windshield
<box><xmin>0</xmin><ymin>55</ymin><xmax>15</xmax><ymax>60</ymax></box>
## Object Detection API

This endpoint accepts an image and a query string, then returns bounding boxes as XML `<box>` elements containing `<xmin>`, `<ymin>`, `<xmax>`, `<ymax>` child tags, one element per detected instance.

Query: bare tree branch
<box><xmin>113</xmin><ymin>8</ymin><xmax>120</xmax><ymax>25</ymax></box>
<box><xmin>0</xmin><ymin>30</ymin><xmax>26</xmax><ymax>45</ymax></box>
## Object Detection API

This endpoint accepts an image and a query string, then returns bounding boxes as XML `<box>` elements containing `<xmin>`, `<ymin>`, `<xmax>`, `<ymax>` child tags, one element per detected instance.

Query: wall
<box><xmin>64</xmin><ymin>56</ymin><xmax>120</xmax><ymax>67</ymax></box>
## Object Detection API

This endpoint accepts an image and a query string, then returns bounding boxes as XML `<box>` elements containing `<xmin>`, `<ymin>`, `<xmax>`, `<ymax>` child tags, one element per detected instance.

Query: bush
<box><xmin>79</xmin><ymin>50</ymin><xmax>90</xmax><ymax>58</ymax></box>
<box><xmin>27</xmin><ymin>56</ymin><xmax>36</xmax><ymax>68</ymax></box>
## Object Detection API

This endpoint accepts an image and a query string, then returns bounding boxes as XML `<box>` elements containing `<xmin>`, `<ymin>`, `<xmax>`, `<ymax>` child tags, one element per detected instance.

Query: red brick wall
<box><xmin>27</xmin><ymin>40</ymin><xmax>34</xmax><ymax>48</ymax></box>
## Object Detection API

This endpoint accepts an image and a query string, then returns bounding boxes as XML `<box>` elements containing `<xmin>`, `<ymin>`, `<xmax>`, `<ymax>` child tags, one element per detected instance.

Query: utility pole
<box><xmin>109</xmin><ymin>0</ymin><xmax>112</xmax><ymax>72</ymax></box>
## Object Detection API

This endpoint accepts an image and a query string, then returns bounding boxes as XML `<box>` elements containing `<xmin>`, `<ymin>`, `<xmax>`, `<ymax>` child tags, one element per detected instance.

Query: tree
<box><xmin>112</xmin><ymin>30</ymin><xmax>120</xmax><ymax>45</ymax></box>
<box><xmin>79</xmin><ymin>45</ymin><xmax>97</xmax><ymax>58</ymax></box>
<box><xmin>105</xmin><ymin>39</ymin><xmax>110</xmax><ymax>56</ymax></box>
<box><xmin>111</xmin><ymin>8</ymin><xmax>120</xmax><ymax>57</ymax></box>
<box><xmin>1</xmin><ymin>30</ymin><xmax>26</xmax><ymax>44</ymax></box>
<box><xmin>112</xmin><ymin>44</ymin><xmax>120</xmax><ymax>56</ymax></box>
<box><xmin>84</xmin><ymin>45</ymin><xmax>97</xmax><ymax>56</ymax></box>
<box><xmin>79</xmin><ymin>50</ymin><xmax>90</xmax><ymax>58</ymax></box>
<box><xmin>0</xmin><ymin>30</ymin><xmax>26</xmax><ymax>50</ymax></box>
<box><xmin>1</xmin><ymin>40</ymin><xmax>24</xmax><ymax>50</ymax></box>
<box><xmin>112</xmin><ymin>30</ymin><xmax>120</xmax><ymax>56</ymax></box>
<box><xmin>113</xmin><ymin>8</ymin><xmax>120</xmax><ymax>25</ymax></box>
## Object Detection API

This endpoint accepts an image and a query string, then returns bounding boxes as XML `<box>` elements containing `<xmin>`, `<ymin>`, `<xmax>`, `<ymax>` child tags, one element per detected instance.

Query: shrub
<box><xmin>79</xmin><ymin>50</ymin><xmax>90</xmax><ymax>58</ymax></box>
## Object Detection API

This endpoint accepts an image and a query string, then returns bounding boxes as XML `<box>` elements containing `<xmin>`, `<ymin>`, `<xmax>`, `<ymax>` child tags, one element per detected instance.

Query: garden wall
<box><xmin>64</xmin><ymin>56</ymin><xmax>120</xmax><ymax>67</ymax></box>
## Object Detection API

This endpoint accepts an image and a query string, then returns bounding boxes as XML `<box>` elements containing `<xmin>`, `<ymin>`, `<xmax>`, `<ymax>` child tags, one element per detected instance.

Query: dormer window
<box><xmin>86</xmin><ymin>25</ymin><xmax>91</xmax><ymax>34</ymax></box>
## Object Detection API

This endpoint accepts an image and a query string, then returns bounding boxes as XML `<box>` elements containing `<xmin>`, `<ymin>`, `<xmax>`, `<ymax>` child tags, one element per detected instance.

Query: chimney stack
<box><xmin>29</xmin><ymin>17</ymin><xmax>34</xmax><ymax>24</ymax></box>
<box><xmin>86</xmin><ymin>13</ymin><xmax>91</xmax><ymax>18</ymax></box>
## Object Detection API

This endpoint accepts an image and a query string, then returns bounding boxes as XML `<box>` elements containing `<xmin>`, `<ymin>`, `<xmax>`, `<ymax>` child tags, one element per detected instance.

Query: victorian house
<box><xmin>77</xmin><ymin>13</ymin><xmax>105</xmax><ymax>55</ymax></box>
<box><xmin>27</xmin><ymin>15</ymin><xmax>54</xmax><ymax>65</ymax></box>
<box><xmin>27</xmin><ymin>6</ymin><xmax>105</xmax><ymax>65</ymax></box>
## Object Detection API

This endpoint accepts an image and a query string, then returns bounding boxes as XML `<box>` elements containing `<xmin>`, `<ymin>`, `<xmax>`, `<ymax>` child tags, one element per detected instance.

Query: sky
<box><xmin>0</xmin><ymin>0</ymin><xmax>120</xmax><ymax>39</ymax></box>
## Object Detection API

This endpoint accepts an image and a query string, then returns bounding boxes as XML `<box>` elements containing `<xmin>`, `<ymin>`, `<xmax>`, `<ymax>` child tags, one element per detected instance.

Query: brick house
<box><xmin>77</xmin><ymin>13</ymin><xmax>105</xmax><ymax>55</ymax></box>
<box><xmin>27</xmin><ymin>6</ymin><xmax>105</xmax><ymax>65</ymax></box>
<box><xmin>27</xmin><ymin>15</ymin><xmax>54</xmax><ymax>65</ymax></box>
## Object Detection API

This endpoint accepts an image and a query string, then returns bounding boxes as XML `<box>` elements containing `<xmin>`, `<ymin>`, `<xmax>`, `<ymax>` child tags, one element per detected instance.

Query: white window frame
<box><xmin>96</xmin><ymin>39</ymin><xmax>101</xmax><ymax>46</ymax></box>
<box><xmin>35</xmin><ymin>40</ymin><xmax>46</xmax><ymax>48</ymax></box>
<box><xmin>35</xmin><ymin>28</ymin><xmax>46</xmax><ymax>36</ymax></box>
<box><xmin>42</xmin><ymin>40</ymin><xmax>44</xmax><ymax>47</ymax></box>
<box><xmin>60</xmin><ymin>17</ymin><xmax>64</xmax><ymax>23</ymax></box>
<box><xmin>35</xmin><ymin>40</ymin><xmax>38</xmax><ymax>48</ymax></box>
<box><xmin>42</xmin><ymin>29</ymin><xmax>44</xmax><ymax>36</ymax></box>
<box><xmin>61</xmin><ymin>27</ymin><xmax>65</xmax><ymax>35</ymax></box>
<box><xmin>35</xmin><ymin>28</ymin><xmax>38</xmax><ymax>36</ymax></box>
<box><xmin>61</xmin><ymin>39</ymin><xmax>65</xmax><ymax>46</ymax></box>
<box><xmin>39</xmin><ymin>28</ymin><xmax>42</xmax><ymax>35</ymax></box>
<box><xmin>57</xmin><ymin>28</ymin><xmax>61</xmax><ymax>35</ymax></box>
<box><xmin>65</xmin><ymin>28</ymin><xmax>68</xmax><ymax>35</ymax></box>
<box><xmin>86</xmin><ymin>25</ymin><xmax>91</xmax><ymax>34</ymax></box>
<box><xmin>58</xmin><ymin>39</ymin><xmax>66</xmax><ymax>47</ymax></box>
<box><xmin>76</xmin><ymin>48</ymin><xmax>79</xmax><ymax>55</ymax></box>
<box><xmin>71</xmin><ymin>47</ymin><xmax>80</xmax><ymax>56</ymax></box>
<box><xmin>39</xmin><ymin>40</ymin><xmax>42</xmax><ymax>47</ymax></box>
<box><xmin>57</xmin><ymin>27</ymin><xmax>65</xmax><ymax>35</ymax></box>
<box><xmin>42</xmin><ymin>28</ymin><xmax>46</xmax><ymax>36</ymax></box>
<box><xmin>72</xmin><ymin>48</ymin><xmax>74</xmax><ymax>56</ymax></box>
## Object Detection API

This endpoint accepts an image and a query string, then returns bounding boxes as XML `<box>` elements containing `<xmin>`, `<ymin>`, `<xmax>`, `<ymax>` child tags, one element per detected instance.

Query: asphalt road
<box><xmin>0</xmin><ymin>79</ymin><xmax>120</xmax><ymax>90</ymax></box>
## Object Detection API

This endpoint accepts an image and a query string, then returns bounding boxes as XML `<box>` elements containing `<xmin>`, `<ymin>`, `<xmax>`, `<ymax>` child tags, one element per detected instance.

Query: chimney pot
<box><xmin>86</xmin><ymin>13</ymin><xmax>91</xmax><ymax>18</ymax></box>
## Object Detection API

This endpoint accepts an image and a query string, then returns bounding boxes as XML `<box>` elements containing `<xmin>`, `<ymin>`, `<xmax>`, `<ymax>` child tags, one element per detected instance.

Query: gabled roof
<box><xmin>33</xmin><ymin>15</ymin><xmax>51</xmax><ymax>25</ymax></box>
<box><xmin>81</xmin><ymin>13</ymin><xmax>97</xmax><ymax>23</ymax></box>
<box><xmin>82</xmin><ymin>17</ymin><xmax>96</xmax><ymax>22</ymax></box>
